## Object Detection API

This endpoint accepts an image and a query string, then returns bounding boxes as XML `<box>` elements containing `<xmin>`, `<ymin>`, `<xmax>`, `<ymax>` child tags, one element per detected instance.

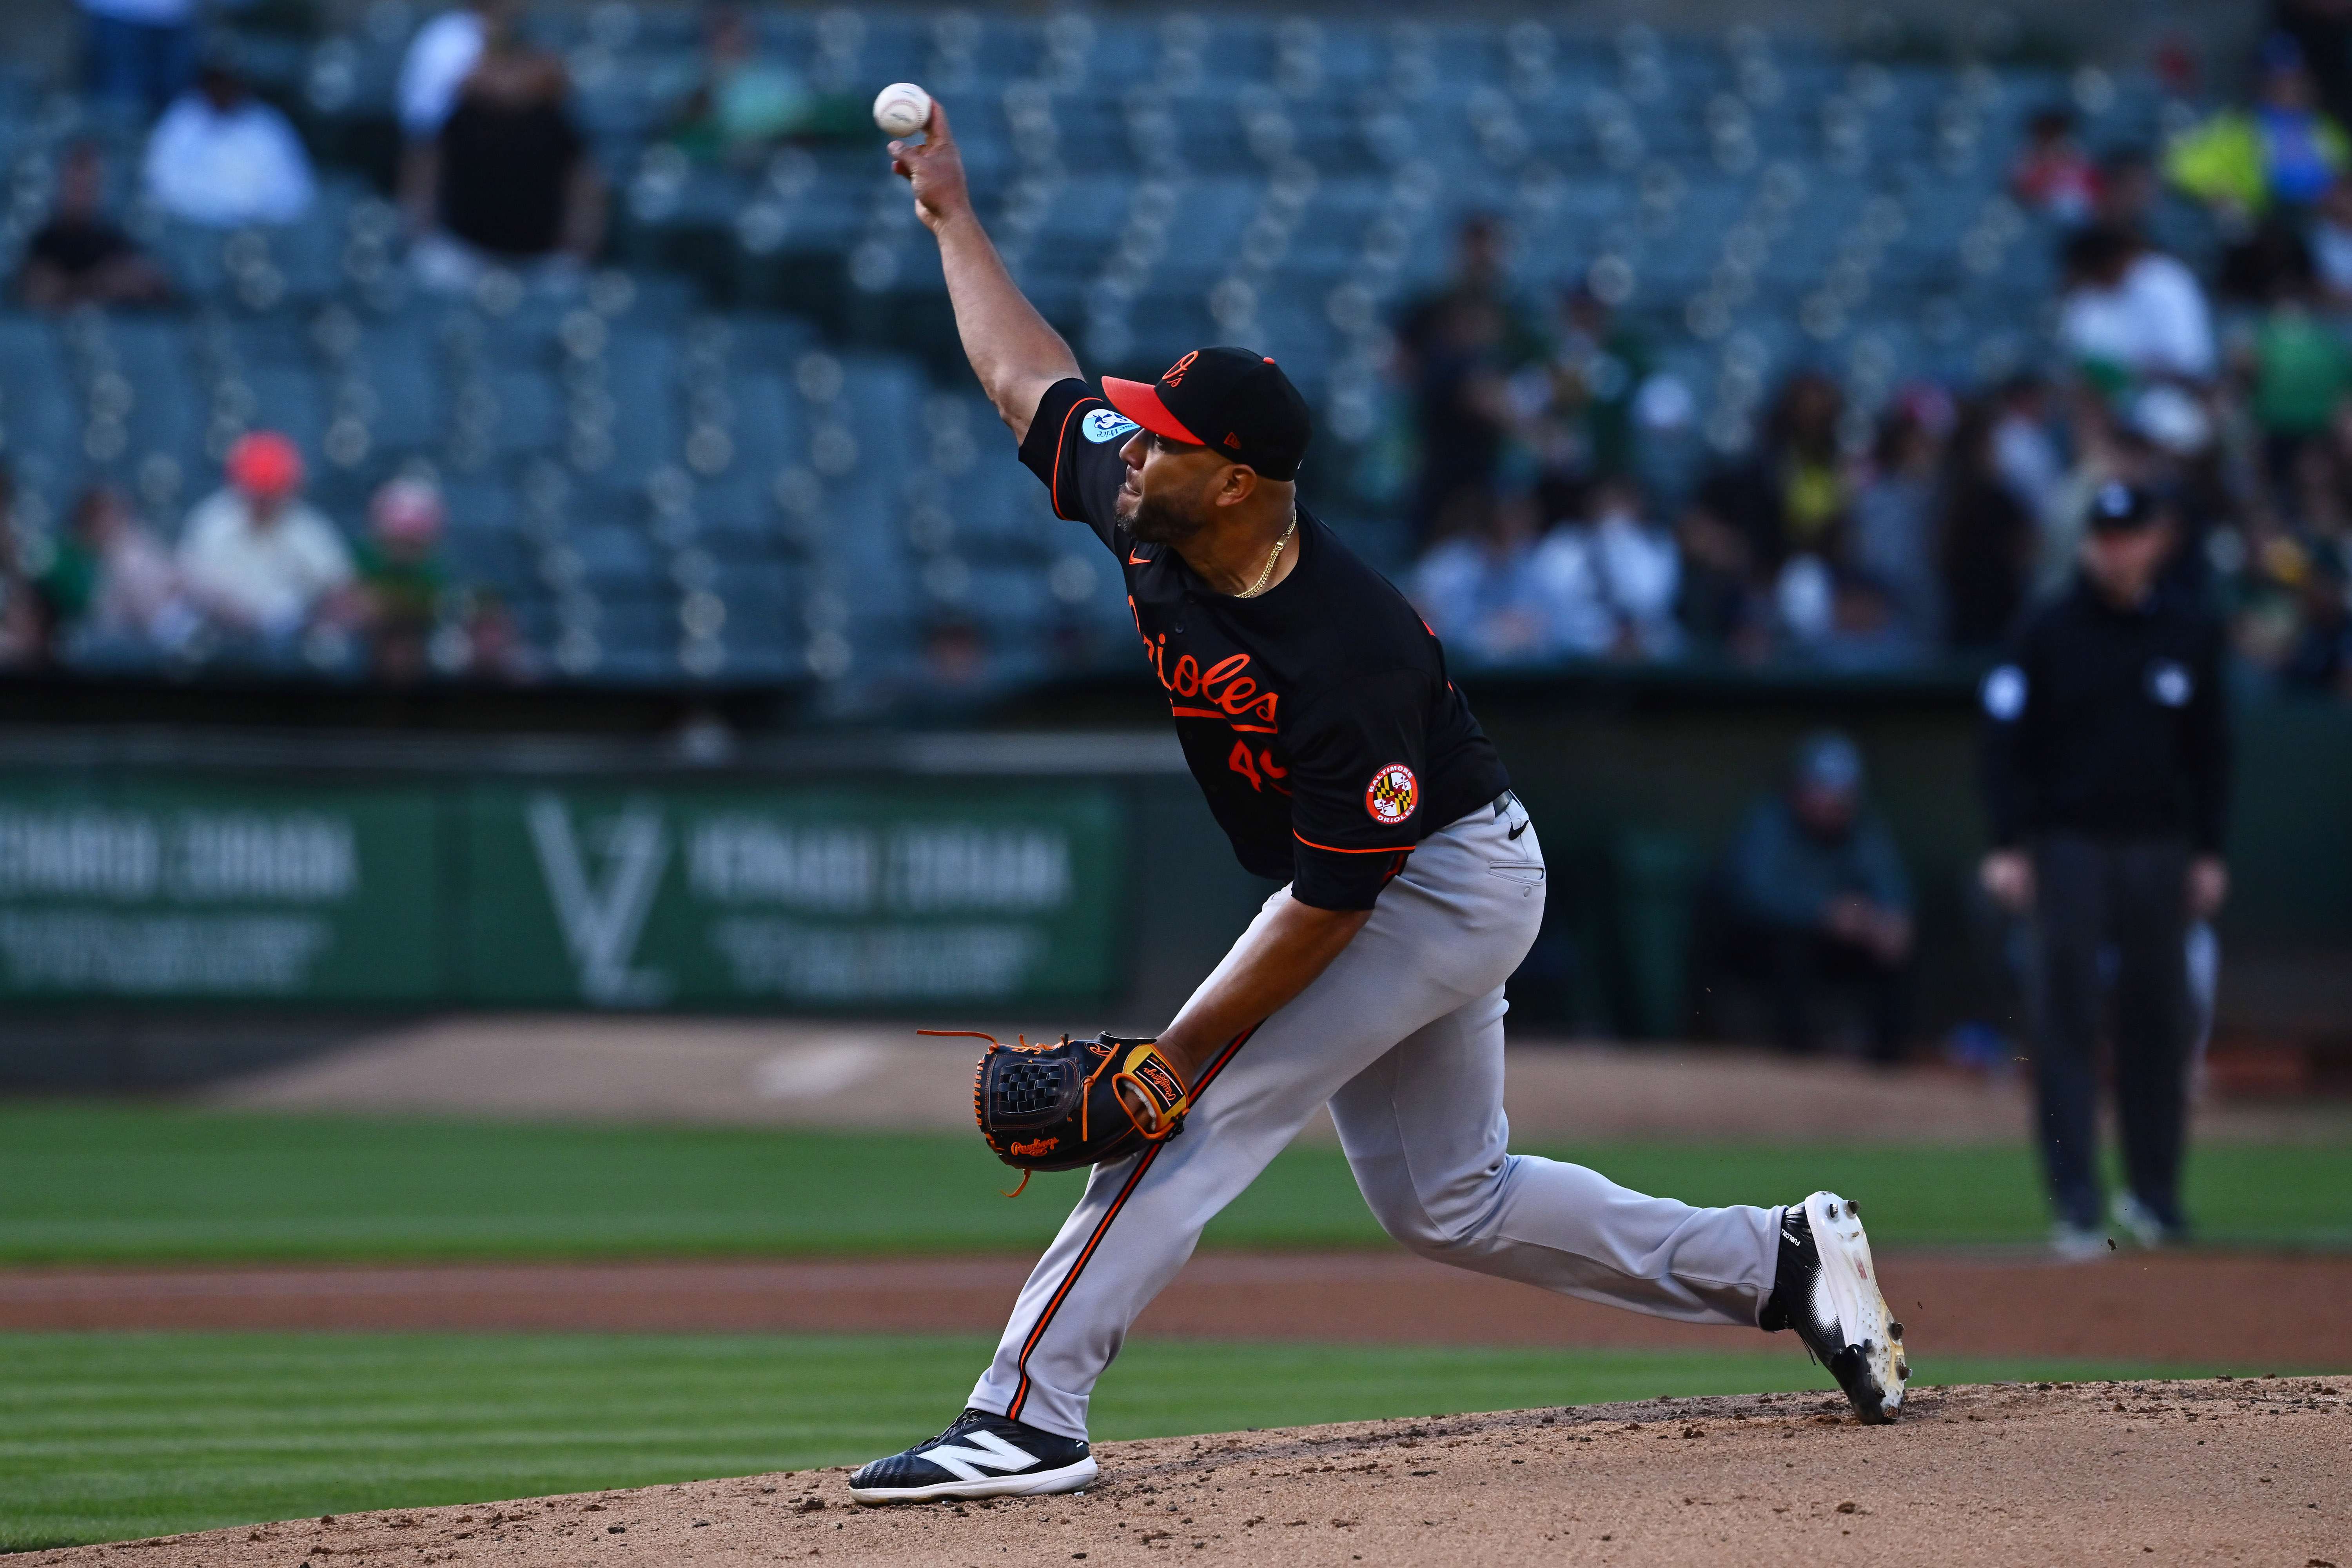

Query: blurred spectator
<box><xmin>1679</xmin><ymin>371</ymin><xmax>1847</xmax><ymax>652</ymax></box>
<box><xmin>663</xmin><ymin>5</ymin><xmax>821</xmax><ymax>162</ymax></box>
<box><xmin>2058</xmin><ymin>225</ymin><xmax>2217</xmax><ymax>388</ymax></box>
<box><xmin>463</xmin><ymin>591</ymin><xmax>534</xmax><ymax>682</ymax></box>
<box><xmin>358</xmin><ymin>477</ymin><xmax>450</xmax><ymax>683</ymax></box>
<box><xmin>2243</xmin><ymin>242</ymin><xmax>2352</xmax><ymax>496</ymax></box>
<box><xmin>924</xmin><ymin>617</ymin><xmax>991</xmax><ymax>691</ymax></box>
<box><xmin>1978</xmin><ymin>480</ymin><xmax>2229</xmax><ymax>1253</ymax></box>
<box><xmin>1848</xmin><ymin>401</ymin><xmax>1949</xmax><ymax>648</ymax></box>
<box><xmin>1395</xmin><ymin>216</ymin><xmax>1543</xmax><ymax>550</ymax></box>
<box><xmin>2167</xmin><ymin>34</ymin><xmax>2350</xmax><ymax>224</ymax></box>
<box><xmin>2279</xmin><ymin>546</ymin><xmax>2352</xmax><ymax>693</ymax></box>
<box><xmin>1989</xmin><ymin>372</ymin><xmax>2068</xmax><ymax>530</ymax></box>
<box><xmin>1409</xmin><ymin>499</ymin><xmax>1547</xmax><ymax>665</ymax></box>
<box><xmin>2307</xmin><ymin>176</ymin><xmax>2352</xmax><ymax>304</ymax></box>
<box><xmin>2012</xmin><ymin>107</ymin><xmax>2101</xmax><ymax>225</ymax></box>
<box><xmin>176</xmin><ymin>433</ymin><xmax>355</xmax><ymax>645</ymax></box>
<box><xmin>1940</xmin><ymin>398</ymin><xmax>2040</xmax><ymax>650</ymax></box>
<box><xmin>42</xmin><ymin>486</ymin><xmax>196</xmax><ymax>660</ymax></box>
<box><xmin>15</xmin><ymin>143</ymin><xmax>170</xmax><ymax>313</ymax></box>
<box><xmin>1715</xmin><ymin>731</ymin><xmax>1914</xmax><ymax>1062</ymax></box>
<box><xmin>142</xmin><ymin>61</ymin><xmax>316</xmax><ymax>229</ymax></box>
<box><xmin>78</xmin><ymin>0</ymin><xmax>197</xmax><ymax>116</ymax></box>
<box><xmin>2094</xmin><ymin>148</ymin><xmax>2165</xmax><ymax>238</ymax></box>
<box><xmin>406</xmin><ymin>23</ymin><xmax>606</xmax><ymax>294</ymax></box>
<box><xmin>1523</xmin><ymin>280</ymin><xmax>1653</xmax><ymax>523</ymax></box>
<box><xmin>0</xmin><ymin>469</ymin><xmax>53</xmax><ymax>670</ymax></box>
<box><xmin>397</xmin><ymin>1</ymin><xmax>504</xmax><ymax>143</ymax></box>
<box><xmin>1771</xmin><ymin>556</ymin><xmax>1918</xmax><ymax>670</ymax></box>
<box><xmin>1521</xmin><ymin>479</ymin><xmax>1682</xmax><ymax>660</ymax></box>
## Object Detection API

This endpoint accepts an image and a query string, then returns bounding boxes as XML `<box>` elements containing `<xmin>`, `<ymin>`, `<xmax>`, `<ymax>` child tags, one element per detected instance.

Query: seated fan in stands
<box><xmin>403</xmin><ymin>13</ymin><xmax>606</xmax><ymax>297</ymax></box>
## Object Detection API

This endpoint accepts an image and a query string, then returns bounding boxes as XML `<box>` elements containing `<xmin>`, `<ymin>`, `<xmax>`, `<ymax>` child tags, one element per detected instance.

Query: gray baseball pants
<box><xmin>970</xmin><ymin>797</ymin><xmax>1784</xmax><ymax>1440</ymax></box>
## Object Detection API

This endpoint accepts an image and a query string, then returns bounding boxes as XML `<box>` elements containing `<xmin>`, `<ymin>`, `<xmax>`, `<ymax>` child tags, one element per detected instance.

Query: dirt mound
<box><xmin>31</xmin><ymin>1380</ymin><xmax>2344</xmax><ymax>1566</ymax></box>
<box><xmin>203</xmin><ymin>1016</ymin><xmax>2352</xmax><ymax>1145</ymax></box>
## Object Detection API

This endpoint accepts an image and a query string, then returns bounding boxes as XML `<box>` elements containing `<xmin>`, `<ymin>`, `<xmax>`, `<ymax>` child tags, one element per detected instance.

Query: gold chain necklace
<box><xmin>1234</xmin><ymin>515</ymin><xmax>1298</xmax><ymax>599</ymax></box>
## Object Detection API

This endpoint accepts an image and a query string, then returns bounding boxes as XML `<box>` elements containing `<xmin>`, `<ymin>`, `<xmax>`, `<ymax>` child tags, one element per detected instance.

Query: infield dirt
<box><xmin>28</xmin><ymin>1379</ymin><xmax>2344</xmax><ymax>1567</ymax></box>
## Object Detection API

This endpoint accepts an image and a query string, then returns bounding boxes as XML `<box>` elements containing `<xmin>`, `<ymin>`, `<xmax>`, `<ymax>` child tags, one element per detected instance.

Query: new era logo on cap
<box><xmin>1100</xmin><ymin>347</ymin><xmax>1312</xmax><ymax>481</ymax></box>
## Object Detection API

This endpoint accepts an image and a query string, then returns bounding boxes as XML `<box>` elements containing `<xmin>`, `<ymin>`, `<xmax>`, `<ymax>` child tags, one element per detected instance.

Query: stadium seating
<box><xmin>0</xmin><ymin>8</ymin><xmax>2205</xmax><ymax>697</ymax></box>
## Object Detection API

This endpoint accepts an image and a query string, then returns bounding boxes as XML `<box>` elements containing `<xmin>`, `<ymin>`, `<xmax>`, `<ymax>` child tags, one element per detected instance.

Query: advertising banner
<box><xmin>463</xmin><ymin>782</ymin><xmax>1124</xmax><ymax>1008</ymax></box>
<box><xmin>0</xmin><ymin>775</ymin><xmax>1125</xmax><ymax>1009</ymax></box>
<box><xmin>0</xmin><ymin>777</ymin><xmax>439</xmax><ymax>1001</ymax></box>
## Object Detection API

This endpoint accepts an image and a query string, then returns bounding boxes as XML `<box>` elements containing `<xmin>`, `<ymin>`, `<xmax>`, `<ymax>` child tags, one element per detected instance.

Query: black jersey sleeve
<box><xmin>1016</xmin><ymin>378</ymin><xmax>1145</xmax><ymax>552</ymax></box>
<box><xmin>1283</xmin><ymin>668</ymin><xmax>1434</xmax><ymax>911</ymax></box>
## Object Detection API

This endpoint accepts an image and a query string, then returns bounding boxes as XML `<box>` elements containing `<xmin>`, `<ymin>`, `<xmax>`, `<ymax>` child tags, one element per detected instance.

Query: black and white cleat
<box><xmin>1760</xmin><ymin>1190</ymin><xmax>1909</xmax><ymax>1424</ymax></box>
<box><xmin>848</xmin><ymin>1408</ymin><xmax>1097</xmax><ymax>1504</ymax></box>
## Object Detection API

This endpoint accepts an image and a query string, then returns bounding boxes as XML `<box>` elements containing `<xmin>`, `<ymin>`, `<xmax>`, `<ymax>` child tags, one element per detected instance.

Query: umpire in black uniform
<box><xmin>1978</xmin><ymin>480</ymin><xmax>2229</xmax><ymax>1256</ymax></box>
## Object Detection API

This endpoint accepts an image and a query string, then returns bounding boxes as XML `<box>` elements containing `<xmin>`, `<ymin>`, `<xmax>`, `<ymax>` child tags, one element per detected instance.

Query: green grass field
<box><xmin>3</xmin><ymin>1106</ymin><xmax>2341</xmax><ymax>1552</ymax></box>
<box><xmin>2</xmin><ymin>1103</ymin><xmax>2348</xmax><ymax>1263</ymax></box>
<box><xmin>0</xmin><ymin>1332</ymin><xmax>2258</xmax><ymax>1552</ymax></box>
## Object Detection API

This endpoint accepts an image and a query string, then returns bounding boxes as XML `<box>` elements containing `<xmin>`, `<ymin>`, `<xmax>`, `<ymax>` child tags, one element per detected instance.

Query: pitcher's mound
<box><xmin>40</xmin><ymin>1380</ymin><xmax>2345</xmax><ymax>1566</ymax></box>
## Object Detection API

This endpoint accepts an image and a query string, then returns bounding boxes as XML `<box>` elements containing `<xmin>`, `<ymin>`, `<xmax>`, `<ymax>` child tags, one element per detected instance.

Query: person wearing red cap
<box><xmin>176</xmin><ymin>431</ymin><xmax>356</xmax><ymax>648</ymax></box>
<box><xmin>844</xmin><ymin>100</ymin><xmax>1910</xmax><ymax>1505</ymax></box>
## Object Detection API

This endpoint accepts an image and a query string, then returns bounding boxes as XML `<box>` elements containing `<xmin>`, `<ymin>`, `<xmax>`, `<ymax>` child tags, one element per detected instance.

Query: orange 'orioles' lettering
<box><xmin>1139</xmin><ymin>626</ymin><xmax>1279</xmax><ymax>727</ymax></box>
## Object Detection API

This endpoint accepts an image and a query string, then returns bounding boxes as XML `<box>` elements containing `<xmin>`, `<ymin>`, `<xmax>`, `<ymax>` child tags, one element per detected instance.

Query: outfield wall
<box><xmin>0</xmin><ymin>671</ymin><xmax>2345</xmax><ymax>1055</ymax></box>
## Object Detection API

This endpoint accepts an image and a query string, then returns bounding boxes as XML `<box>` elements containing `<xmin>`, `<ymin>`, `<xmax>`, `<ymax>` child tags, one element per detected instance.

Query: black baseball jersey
<box><xmin>1021</xmin><ymin>378</ymin><xmax>1510</xmax><ymax>910</ymax></box>
<box><xmin>1979</xmin><ymin>573</ymin><xmax>2230</xmax><ymax>852</ymax></box>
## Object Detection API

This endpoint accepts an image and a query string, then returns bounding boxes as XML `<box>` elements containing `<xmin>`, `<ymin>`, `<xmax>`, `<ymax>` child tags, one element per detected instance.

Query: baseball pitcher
<box><xmin>849</xmin><ymin>101</ymin><xmax>1908</xmax><ymax>1504</ymax></box>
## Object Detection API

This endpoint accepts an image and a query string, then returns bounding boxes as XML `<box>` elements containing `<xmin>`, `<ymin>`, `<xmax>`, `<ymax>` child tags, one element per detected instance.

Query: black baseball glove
<box><xmin>929</xmin><ymin>1030</ymin><xmax>1194</xmax><ymax>1178</ymax></box>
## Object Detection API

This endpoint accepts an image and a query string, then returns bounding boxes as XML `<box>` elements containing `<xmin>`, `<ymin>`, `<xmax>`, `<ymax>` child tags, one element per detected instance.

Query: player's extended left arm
<box><xmin>1149</xmin><ymin>898</ymin><xmax>1372</xmax><ymax>1093</ymax></box>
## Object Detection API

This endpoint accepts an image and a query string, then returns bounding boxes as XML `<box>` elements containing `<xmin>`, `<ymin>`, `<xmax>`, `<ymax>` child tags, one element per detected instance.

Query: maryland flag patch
<box><xmin>1364</xmin><ymin>763</ymin><xmax>1419</xmax><ymax>826</ymax></box>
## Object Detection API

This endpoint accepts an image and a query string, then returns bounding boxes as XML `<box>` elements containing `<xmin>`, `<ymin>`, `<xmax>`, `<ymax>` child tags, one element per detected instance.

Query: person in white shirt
<box><xmin>397</xmin><ymin>2</ymin><xmax>510</xmax><ymax>142</ymax></box>
<box><xmin>1526</xmin><ymin>480</ymin><xmax>1684</xmax><ymax>659</ymax></box>
<box><xmin>2057</xmin><ymin>225</ymin><xmax>2216</xmax><ymax>384</ymax></box>
<box><xmin>142</xmin><ymin>63</ymin><xmax>316</xmax><ymax>229</ymax></box>
<box><xmin>1407</xmin><ymin>501</ymin><xmax>1552</xmax><ymax>666</ymax></box>
<box><xmin>177</xmin><ymin>432</ymin><xmax>354</xmax><ymax>641</ymax></box>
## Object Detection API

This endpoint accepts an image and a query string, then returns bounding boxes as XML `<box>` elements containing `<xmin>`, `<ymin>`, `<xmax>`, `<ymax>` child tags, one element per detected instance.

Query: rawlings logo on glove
<box><xmin>924</xmin><ymin>1029</ymin><xmax>1194</xmax><ymax>1190</ymax></box>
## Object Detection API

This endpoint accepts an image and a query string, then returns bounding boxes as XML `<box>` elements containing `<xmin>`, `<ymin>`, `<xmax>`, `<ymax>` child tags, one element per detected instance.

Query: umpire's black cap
<box><xmin>1102</xmin><ymin>347</ymin><xmax>1312</xmax><ymax>481</ymax></box>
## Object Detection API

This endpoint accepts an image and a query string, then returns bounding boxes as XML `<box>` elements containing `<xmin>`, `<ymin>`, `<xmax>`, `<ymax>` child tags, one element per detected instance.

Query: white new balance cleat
<box><xmin>1760</xmin><ymin>1191</ymin><xmax>1909</xmax><ymax>1424</ymax></box>
<box><xmin>848</xmin><ymin>1408</ymin><xmax>1098</xmax><ymax>1504</ymax></box>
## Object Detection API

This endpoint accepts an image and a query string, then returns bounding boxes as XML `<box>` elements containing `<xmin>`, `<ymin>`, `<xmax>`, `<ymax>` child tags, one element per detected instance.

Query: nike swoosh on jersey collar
<box><xmin>1127</xmin><ymin>547</ymin><xmax>1152</xmax><ymax>565</ymax></box>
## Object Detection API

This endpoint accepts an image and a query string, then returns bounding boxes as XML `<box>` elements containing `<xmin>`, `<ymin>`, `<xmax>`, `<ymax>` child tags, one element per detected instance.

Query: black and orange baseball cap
<box><xmin>1102</xmin><ymin>347</ymin><xmax>1312</xmax><ymax>481</ymax></box>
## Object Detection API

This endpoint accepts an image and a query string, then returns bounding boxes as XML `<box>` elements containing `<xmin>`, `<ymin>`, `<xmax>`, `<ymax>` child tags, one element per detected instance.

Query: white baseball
<box><xmin>872</xmin><ymin>82</ymin><xmax>933</xmax><ymax>138</ymax></box>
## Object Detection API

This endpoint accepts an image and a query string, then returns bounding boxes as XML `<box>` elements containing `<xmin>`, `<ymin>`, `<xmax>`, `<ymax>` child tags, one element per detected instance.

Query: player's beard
<box><xmin>1119</xmin><ymin>488</ymin><xmax>1207</xmax><ymax>545</ymax></box>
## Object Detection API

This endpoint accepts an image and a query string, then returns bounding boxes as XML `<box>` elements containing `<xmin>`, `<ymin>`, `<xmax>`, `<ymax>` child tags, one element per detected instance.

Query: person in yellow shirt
<box><xmin>2167</xmin><ymin>34</ymin><xmax>2351</xmax><ymax>221</ymax></box>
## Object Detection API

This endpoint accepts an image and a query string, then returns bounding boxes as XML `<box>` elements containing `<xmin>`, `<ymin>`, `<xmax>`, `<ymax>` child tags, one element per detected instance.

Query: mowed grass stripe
<box><xmin>2</xmin><ymin>1104</ymin><xmax>2348</xmax><ymax>1262</ymax></box>
<box><xmin>0</xmin><ymin>1332</ymin><xmax>2255</xmax><ymax>1550</ymax></box>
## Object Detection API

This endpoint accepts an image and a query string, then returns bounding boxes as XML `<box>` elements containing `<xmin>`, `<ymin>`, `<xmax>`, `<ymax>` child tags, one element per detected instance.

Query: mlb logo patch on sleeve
<box><xmin>1082</xmin><ymin>409</ymin><xmax>1141</xmax><ymax>443</ymax></box>
<box><xmin>1364</xmin><ymin>763</ymin><xmax>1418</xmax><ymax>825</ymax></box>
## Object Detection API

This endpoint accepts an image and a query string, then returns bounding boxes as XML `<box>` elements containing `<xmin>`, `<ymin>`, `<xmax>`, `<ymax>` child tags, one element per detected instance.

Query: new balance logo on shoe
<box><xmin>850</xmin><ymin>1409</ymin><xmax>1097</xmax><ymax>1504</ymax></box>
<box><xmin>915</xmin><ymin>1429</ymin><xmax>1038</xmax><ymax>1482</ymax></box>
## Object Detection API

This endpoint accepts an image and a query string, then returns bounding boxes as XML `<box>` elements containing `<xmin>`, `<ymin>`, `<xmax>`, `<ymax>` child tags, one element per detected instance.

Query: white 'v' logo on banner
<box><xmin>524</xmin><ymin>794</ymin><xmax>671</xmax><ymax>1005</ymax></box>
